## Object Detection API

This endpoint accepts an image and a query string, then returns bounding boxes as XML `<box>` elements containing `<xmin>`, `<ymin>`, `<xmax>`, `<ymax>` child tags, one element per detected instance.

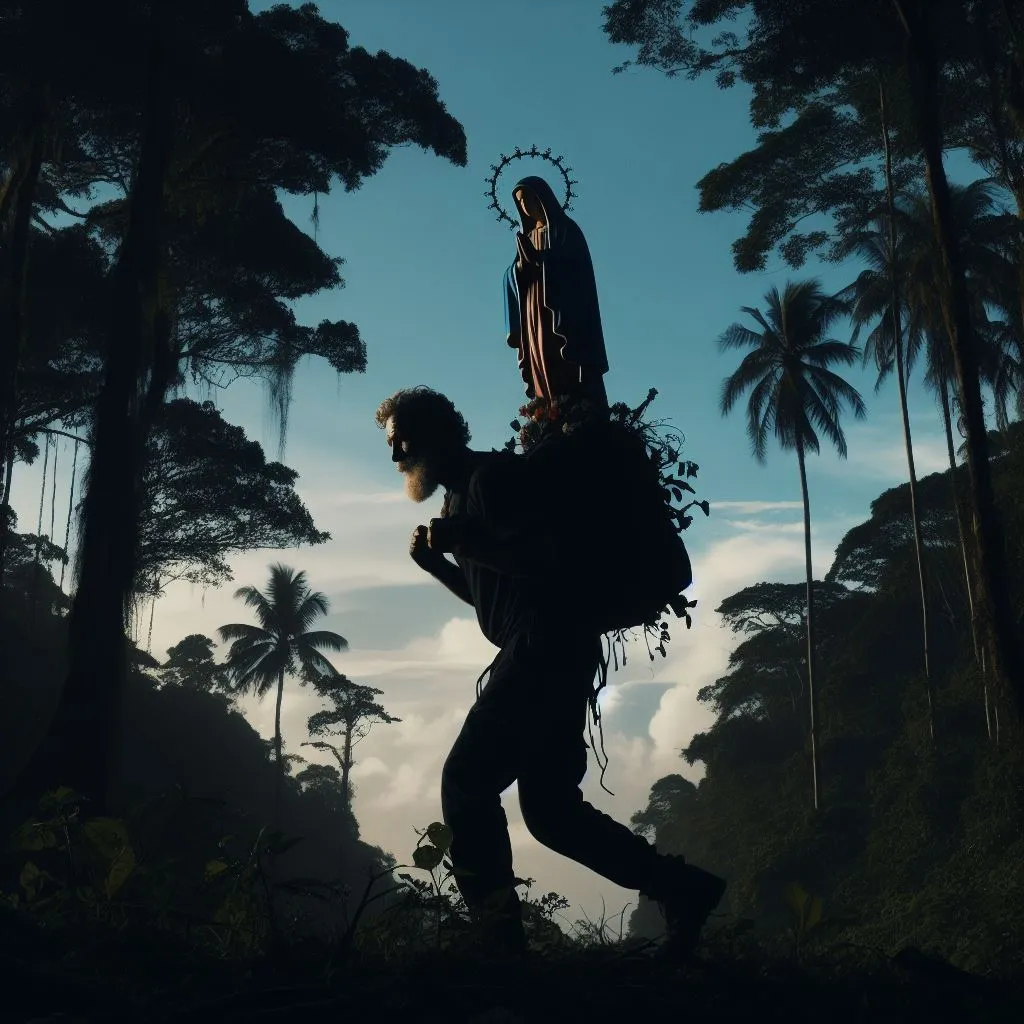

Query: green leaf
<box><xmin>83</xmin><ymin>818</ymin><xmax>131</xmax><ymax>860</ymax></box>
<box><xmin>104</xmin><ymin>846</ymin><xmax>136</xmax><ymax>899</ymax></box>
<box><xmin>412</xmin><ymin>844</ymin><xmax>444</xmax><ymax>871</ymax></box>
<box><xmin>426</xmin><ymin>821</ymin><xmax>452</xmax><ymax>853</ymax></box>
<box><xmin>75</xmin><ymin>886</ymin><xmax>98</xmax><ymax>906</ymax></box>
<box><xmin>40</xmin><ymin>786</ymin><xmax>79</xmax><ymax>813</ymax></box>
<box><xmin>205</xmin><ymin>858</ymin><xmax>229</xmax><ymax>881</ymax></box>
<box><xmin>783</xmin><ymin>881</ymin><xmax>808</xmax><ymax>920</ymax></box>
<box><xmin>19</xmin><ymin>861</ymin><xmax>43</xmax><ymax>901</ymax></box>
<box><xmin>12</xmin><ymin>823</ymin><xmax>58</xmax><ymax>852</ymax></box>
<box><xmin>805</xmin><ymin>894</ymin><xmax>823</xmax><ymax>931</ymax></box>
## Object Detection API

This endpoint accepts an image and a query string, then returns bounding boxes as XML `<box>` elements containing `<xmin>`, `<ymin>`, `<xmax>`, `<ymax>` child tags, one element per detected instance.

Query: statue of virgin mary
<box><xmin>503</xmin><ymin>176</ymin><xmax>609</xmax><ymax>407</ymax></box>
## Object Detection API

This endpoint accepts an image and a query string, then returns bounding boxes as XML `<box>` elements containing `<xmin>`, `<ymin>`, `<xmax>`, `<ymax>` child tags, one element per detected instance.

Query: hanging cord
<box><xmin>147</xmin><ymin>579</ymin><xmax>158</xmax><ymax>654</ymax></box>
<box><xmin>475</xmin><ymin>652</ymin><xmax>498</xmax><ymax>700</ymax></box>
<box><xmin>31</xmin><ymin>436</ymin><xmax>51</xmax><ymax>625</ymax></box>
<box><xmin>587</xmin><ymin>634</ymin><xmax>618</xmax><ymax>796</ymax></box>
<box><xmin>59</xmin><ymin>439</ymin><xmax>79</xmax><ymax>591</ymax></box>
<box><xmin>48</xmin><ymin>437</ymin><xmax>58</xmax><ymax>542</ymax></box>
<box><xmin>34</xmin><ymin>434</ymin><xmax>49</xmax><ymax>543</ymax></box>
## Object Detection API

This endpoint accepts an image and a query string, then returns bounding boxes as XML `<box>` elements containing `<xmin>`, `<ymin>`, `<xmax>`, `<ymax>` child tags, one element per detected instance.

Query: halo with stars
<box><xmin>484</xmin><ymin>145</ymin><xmax>578</xmax><ymax>231</ymax></box>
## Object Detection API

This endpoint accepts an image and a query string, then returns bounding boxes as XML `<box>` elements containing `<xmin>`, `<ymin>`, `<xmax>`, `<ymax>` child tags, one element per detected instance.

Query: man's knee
<box><xmin>440</xmin><ymin>748</ymin><xmax>471</xmax><ymax>822</ymax></box>
<box><xmin>519</xmin><ymin>782</ymin><xmax>577</xmax><ymax>848</ymax></box>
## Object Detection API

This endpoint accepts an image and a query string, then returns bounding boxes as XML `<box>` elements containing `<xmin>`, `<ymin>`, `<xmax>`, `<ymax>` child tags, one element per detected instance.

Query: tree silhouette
<box><xmin>304</xmin><ymin>673</ymin><xmax>400</xmax><ymax>812</ymax></box>
<box><xmin>9</xmin><ymin>2</ymin><xmax>467</xmax><ymax>812</ymax></box>
<box><xmin>219</xmin><ymin>563</ymin><xmax>347</xmax><ymax>827</ymax></box>
<box><xmin>838</xmin><ymin>178</ymin><xmax>937</xmax><ymax>739</ymax></box>
<box><xmin>137</xmin><ymin>398</ymin><xmax>330</xmax><ymax>593</ymax></box>
<box><xmin>718</xmin><ymin>279</ymin><xmax>866</xmax><ymax>809</ymax></box>
<box><xmin>603</xmin><ymin>0</ymin><xmax>1024</xmax><ymax>734</ymax></box>
<box><xmin>158</xmin><ymin>634</ymin><xmax>233</xmax><ymax>698</ymax></box>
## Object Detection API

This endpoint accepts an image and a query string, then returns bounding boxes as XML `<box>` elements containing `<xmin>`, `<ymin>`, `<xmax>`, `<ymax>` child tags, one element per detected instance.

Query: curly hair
<box><xmin>374</xmin><ymin>386</ymin><xmax>471</xmax><ymax>451</ymax></box>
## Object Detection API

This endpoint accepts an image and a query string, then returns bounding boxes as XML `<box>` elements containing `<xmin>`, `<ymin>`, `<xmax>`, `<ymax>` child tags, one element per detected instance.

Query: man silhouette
<box><xmin>375</xmin><ymin>386</ymin><xmax>725</xmax><ymax>956</ymax></box>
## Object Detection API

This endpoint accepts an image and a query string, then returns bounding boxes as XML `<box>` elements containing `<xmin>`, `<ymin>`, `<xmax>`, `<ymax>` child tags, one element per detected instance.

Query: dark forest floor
<box><xmin>4</xmin><ymin>911</ymin><xmax>1024</xmax><ymax>1024</ymax></box>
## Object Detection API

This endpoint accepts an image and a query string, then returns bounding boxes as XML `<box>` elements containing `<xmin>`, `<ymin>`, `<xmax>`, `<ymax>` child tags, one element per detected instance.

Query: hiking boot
<box><xmin>647</xmin><ymin>855</ymin><xmax>726</xmax><ymax>959</ymax></box>
<box><xmin>468</xmin><ymin>890</ymin><xmax>529</xmax><ymax>959</ymax></box>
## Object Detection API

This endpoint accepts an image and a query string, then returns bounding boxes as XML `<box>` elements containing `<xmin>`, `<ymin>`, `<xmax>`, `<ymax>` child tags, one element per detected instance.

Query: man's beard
<box><xmin>399</xmin><ymin>456</ymin><xmax>440</xmax><ymax>503</ymax></box>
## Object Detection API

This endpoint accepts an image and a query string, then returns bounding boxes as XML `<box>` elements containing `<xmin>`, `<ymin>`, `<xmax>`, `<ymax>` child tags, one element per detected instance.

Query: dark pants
<box><xmin>440</xmin><ymin>627</ymin><xmax>663</xmax><ymax>921</ymax></box>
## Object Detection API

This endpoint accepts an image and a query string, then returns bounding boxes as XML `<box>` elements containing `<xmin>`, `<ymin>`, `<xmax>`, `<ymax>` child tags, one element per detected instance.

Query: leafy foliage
<box><xmin>628</xmin><ymin>421</ymin><xmax>1024</xmax><ymax>975</ymax></box>
<box><xmin>138</xmin><ymin>399</ymin><xmax>329</xmax><ymax>591</ymax></box>
<box><xmin>157</xmin><ymin>634</ymin><xmax>233</xmax><ymax>697</ymax></box>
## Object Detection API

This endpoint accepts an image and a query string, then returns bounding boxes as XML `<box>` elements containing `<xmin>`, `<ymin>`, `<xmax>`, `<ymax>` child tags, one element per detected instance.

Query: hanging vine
<box><xmin>48</xmin><ymin>436</ymin><xmax>58</xmax><ymax>542</ymax></box>
<box><xmin>59</xmin><ymin>438</ymin><xmax>80</xmax><ymax>592</ymax></box>
<box><xmin>146</xmin><ymin>579</ymin><xmax>159</xmax><ymax>654</ymax></box>
<box><xmin>31</xmin><ymin>434</ymin><xmax>51</xmax><ymax>624</ymax></box>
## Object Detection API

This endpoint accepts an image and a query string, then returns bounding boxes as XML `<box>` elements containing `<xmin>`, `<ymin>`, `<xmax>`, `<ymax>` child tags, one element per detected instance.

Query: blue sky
<box><xmin>11</xmin><ymin>0</ymin><xmax>987</xmax><ymax>929</ymax></box>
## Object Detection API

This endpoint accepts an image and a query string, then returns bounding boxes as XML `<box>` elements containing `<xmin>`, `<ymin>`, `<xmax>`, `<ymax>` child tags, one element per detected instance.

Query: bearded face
<box><xmin>387</xmin><ymin>417</ymin><xmax>441</xmax><ymax>503</ymax></box>
<box><xmin>399</xmin><ymin>453</ymin><xmax>441</xmax><ymax>503</ymax></box>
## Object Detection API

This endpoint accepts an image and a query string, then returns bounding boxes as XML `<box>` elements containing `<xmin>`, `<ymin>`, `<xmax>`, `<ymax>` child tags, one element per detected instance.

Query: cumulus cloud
<box><xmin>820</xmin><ymin>420</ymin><xmax>950</xmax><ymax>481</ymax></box>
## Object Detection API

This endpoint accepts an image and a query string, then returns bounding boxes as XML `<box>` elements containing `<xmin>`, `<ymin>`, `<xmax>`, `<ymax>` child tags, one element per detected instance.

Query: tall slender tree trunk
<box><xmin>0</xmin><ymin>85</ymin><xmax>48</xmax><ymax>582</ymax></box>
<box><xmin>895</xmin><ymin>0</ymin><xmax>1024</xmax><ymax>734</ymax></box>
<box><xmin>274</xmin><ymin>666</ymin><xmax>285</xmax><ymax>832</ymax></box>
<box><xmin>8</xmin><ymin>15</ymin><xmax>175</xmax><ymax>815</ymax></box>
<box><xmin>1</xmin><ymin>439</ymin><xmax>14</xmax><ymax>512</ymax></box>
<box><xmin>796</xmin><ymin>437</ymin><xmax>821</xmax><ymax>811</ymax></box>
<box><xmin>939</xmin><ymin>379</ymin><xmax>991</xmax><ymax>737</ymax></box>
<box><xmin>342</xmin><ymin>718</ymin><xmax>354</xmax><ymax>813</ymax></box>
<box><xmin>939</xmin><ymin>379</ymin><xmax>980</xmax><ymax>657</ymax></box>
<box><xmin>880</xmin><ymin>75</ymin><xmax>935</xmax><ymax>742</ymax></box>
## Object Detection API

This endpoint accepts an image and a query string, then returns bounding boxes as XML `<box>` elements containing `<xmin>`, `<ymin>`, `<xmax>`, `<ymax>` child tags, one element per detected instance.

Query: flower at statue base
<box><xmin>516</xmin><ymin>394</ymin><xmax>605</xmax><ymax>451</ymax></box>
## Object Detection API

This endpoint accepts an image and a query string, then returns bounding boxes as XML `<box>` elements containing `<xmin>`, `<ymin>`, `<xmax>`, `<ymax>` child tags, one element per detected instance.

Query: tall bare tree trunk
<box><xmin>342</xmin><ymin>718</ymin><xmax>354</xmax><ymax>813</ymax></box>
<box><xmin>895</xmin><ymin>0</ymin><xmax>1024</xmax><ymax>735</ymax></box>
<box><xmin>938</xmin><ymin>378</ymin><xmax>992</xmax><ymax>738</ymax></box>
<box><xmin>880</xmin><ymin>75</ymin><xmax>935</xmax><ymax>742</ymax></box>
<box><xmin>0</xmin><ymin>85</ymin><xmax>47</xmax><ymax>582</ymax></box>
<box><xmin>8</xmin><ymin>14</ymin><xmax>175</xmax><ymax>815</ymax></box>
<box><xmin>797</xmin><ymin>437</ymin><xmax>821</xmax><ymax>811</ymax></box>
<box><xmin>274</xmin><ymin>666</ymin><xmax>285</xmax><ymax>832</ymax></box>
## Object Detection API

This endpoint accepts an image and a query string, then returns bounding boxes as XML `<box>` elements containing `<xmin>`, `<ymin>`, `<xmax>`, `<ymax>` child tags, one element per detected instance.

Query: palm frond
<box><xmin>300</xmin><ymin>629</ymin><xmax>348</xmax><ymax>653</ymax></box>
<box><xmin>297</xmin><ymin>593</ymin><xmax>332</xmax><ymax>632</ymax></box>
<box><xmin>234</xmin><ymin>586</ymin><xmax>277</xmax><ymax>632</ymax></box>
<box><xmin>218</xmin><ymin>622</ymin><xmax>271</xmax><ymax>644</ymax></box>
<box><xmin>717</xmin><ymin>321</ymin><xmax>766</xmax><ymax>353</ymax></box>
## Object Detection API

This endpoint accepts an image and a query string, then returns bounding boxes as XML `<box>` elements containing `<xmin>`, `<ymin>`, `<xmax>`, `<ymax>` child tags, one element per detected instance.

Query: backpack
<box><xmin>525</xmin><ymin>419</ymin><xmax>692</xmax><ymax>634</ymax></box>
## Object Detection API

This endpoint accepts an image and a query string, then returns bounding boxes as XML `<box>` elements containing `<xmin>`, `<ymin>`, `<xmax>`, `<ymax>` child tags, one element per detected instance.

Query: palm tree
<box><xmin>219</xmin><ymin>563</ymin><xmax>348</xmax><ymax>826</ymax></box>
<box><xmin>839</xmin><ymin>196</ymin><xmax>937</xmax><ymax>741</ymax></box>
<box><xmin>900</xmin><ymin>181</ymin><xmax>1017</xmax><ymax>734</ymax></box>
<box><xmin>719</xmin><ymin>279</ymin><xmax>866</xmax><ymax>810</ymax></box>
<box><xmin>897</xmin><ymin>3</ymin><xmax>1024</xmax><ymax>731</ymax></box>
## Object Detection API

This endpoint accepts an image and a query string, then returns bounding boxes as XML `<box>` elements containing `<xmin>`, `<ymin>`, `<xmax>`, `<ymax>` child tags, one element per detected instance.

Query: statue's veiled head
<box><xmin>511</xmin><ymin>175</ymin><xmax>565</xmax><ymax>235</ymax></box>
<box><xmin>375</xmin><ymin>387</ymin><xmax>472</xmax><ymax>503</ymax></box>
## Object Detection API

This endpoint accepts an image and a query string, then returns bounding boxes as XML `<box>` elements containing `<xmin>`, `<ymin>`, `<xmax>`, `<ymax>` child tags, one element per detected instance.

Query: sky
<box><xmin>10</xmin><ymin>0</ymin><xmax>973</xmax><ymax>931</ymax></box>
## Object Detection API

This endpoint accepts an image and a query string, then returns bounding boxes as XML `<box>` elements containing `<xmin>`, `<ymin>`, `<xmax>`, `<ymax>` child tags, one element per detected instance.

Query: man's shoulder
<box><xmin>466</xmin><ymin>451</ymin><xmax>530</xmax><ymax>504</ymax></box>
<box><xmin>469</xmin><ymin>450</ymin><xmax>521</xmax><ymax>480</ymax></box>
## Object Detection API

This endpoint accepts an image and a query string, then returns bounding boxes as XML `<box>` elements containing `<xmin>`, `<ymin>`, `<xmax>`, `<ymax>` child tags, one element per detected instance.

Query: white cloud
<box><xmin>330</xmin><ymin>490</ymin><xmax>408</xmax><ymax>506</ymax></box>
<box><xmin>713</xmin><ymin>500</ymin><xmax>803</xmax><ymax>513</ymax></box>
<box><xmin>819</xmin><ymin>422</ymin><xmax>950</xmax><ymax>482</ymax></box>
<box><xmin>351</xmin><ymin>756</ymin><xmax>389</xmax><ymax>779</ymax></box>
<box><xmin>719</xmin><ymin>517</ymin><xmax>807</xmax><ymax>534</ymax></box>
